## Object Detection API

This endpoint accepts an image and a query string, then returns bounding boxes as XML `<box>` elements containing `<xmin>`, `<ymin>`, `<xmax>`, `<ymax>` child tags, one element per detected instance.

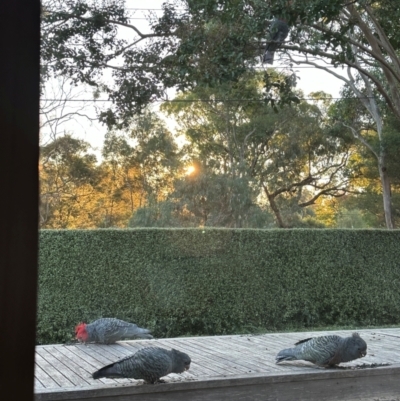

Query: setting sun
<box><xmin>185</xmin><ymin>165</ymin><xmax>196</xmax><ymax>175</ymax></box>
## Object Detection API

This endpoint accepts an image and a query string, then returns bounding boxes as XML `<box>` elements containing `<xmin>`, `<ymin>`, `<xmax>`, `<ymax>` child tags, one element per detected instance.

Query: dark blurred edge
<box><xmin>0</xmin><ymin>1</ymin><xmax>40</xmax><ymax>400</ymax></box>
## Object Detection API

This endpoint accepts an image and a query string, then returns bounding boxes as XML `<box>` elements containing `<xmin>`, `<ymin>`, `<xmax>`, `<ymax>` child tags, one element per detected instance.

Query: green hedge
<box><xmin>37</xmin><ymin>228</ymin><xmax>400</xmax><ymax>344</ymax></box>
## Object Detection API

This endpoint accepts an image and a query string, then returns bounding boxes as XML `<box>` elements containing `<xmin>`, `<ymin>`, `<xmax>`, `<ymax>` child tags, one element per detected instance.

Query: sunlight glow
<box><xmin>186</xmin><ymin>165</ymin><xmax>195</xmax><ymax>175</ymax></box>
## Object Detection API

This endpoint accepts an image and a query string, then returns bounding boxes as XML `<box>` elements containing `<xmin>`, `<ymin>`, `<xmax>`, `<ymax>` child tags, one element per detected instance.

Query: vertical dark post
<box><xmin>0</xmin><ymin>2</ymin><xmax>40</xmax><ymax>401</ymax></box>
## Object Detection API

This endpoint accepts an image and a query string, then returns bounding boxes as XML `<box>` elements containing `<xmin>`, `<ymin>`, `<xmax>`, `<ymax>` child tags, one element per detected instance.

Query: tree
<box><xmin>40</xmin><ymin>76</ymin><xmax>97</xmax><ymax>140</ymax></box>
<box><xmin>41</xmin><ymin>0</ymin><xmax>400</xmax><ymax>227</ymax></box>
<box><xmin>95</xmin><ymin>132</ymin><xmax>141</xmax><ymax>226</ymax></box>
<box><xmin>171</xmin><ymin>167</ymin><xmax>269</xmax><ymax>228</ymax></box>
<box><xmin>328</xmin><ymin>100</ymin><xmax>400</xmax><ymax>228</ymax></box>
<box><xmin>40</xmin><ymin>0</ymin><xmax>300</xmax><ymax>127</ymax></box>
<box><xmin>41</xmin><ymin>0</ymin><xmax>177</xmax><ymax>127</ymax></box>
<box><xmin>281</xmin><ymin>1</ymin><xmax>400</xmax><ymax>122</ymax></box>
<box><xmin>327</xmin><ymin>75</ymin><xmax>399</xmax><ymax>228</ymax></box>
<box><xmin>98</xmin><ymin>110</ymin><xmax>181</xmax><ymax>226</ymax></box>
<box><xmin>39</xmin><ymin>134</ymin><xmax>100</xmax><ymax>227</ymax></box>
<box><xmin>336</xmin><ymin>208</ymin><xmax>369</xmax><ymax>228</ymax></box>
<box><xmin>41</xmin><ymin>1</ymin><xmax>400</xmax><ymax>122</ymax></box>
<box><xmin>129</xmin><ymin>167</ymin><xmax>275</xmax><ymax>228</ymax></box>
<box><xmin>162</xmin><ymin>73</ymin><xmax>355</xmax><ymax>227</ymax></box>
<box><xmin>39</xmin><ymin>111</ymin><xmax>181</xmax><ymax>228</ymax></box>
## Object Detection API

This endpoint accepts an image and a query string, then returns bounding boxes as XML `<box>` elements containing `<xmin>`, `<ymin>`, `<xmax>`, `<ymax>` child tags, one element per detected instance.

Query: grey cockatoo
<box><xmin>263</xmin><ymin>18</ymin><xmax>289</xmax><ymax>64</ymax></box>
<box><xmin>276</xmin><ymin>332</ymin><xmax>367</xmax><ymax>367</ymax></box>
<box><xmin>75</xmin><ymin>318</ymin><xmax>153</xmax><ymax>344</ymax></box>
<box><xmin>92</xmin><ymin>347</ymin><xmax>191</xmax><ymax>383</ymax></box>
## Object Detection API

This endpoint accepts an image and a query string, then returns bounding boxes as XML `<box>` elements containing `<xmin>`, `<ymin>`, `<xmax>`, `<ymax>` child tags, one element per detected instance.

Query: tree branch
<box><xmin>285</xmin><ymin>50</ymin><xmax>400</xmax><ymax>120</ymax></box>
<box><xmin>341</xmin><ymin>122</ymin><xmax>379</xmax><ymax>159</ymax></box>
<box><xmin>56</xmin><ymin>12</ymin><xmax>162</xmax><ymax>39</ymax></box>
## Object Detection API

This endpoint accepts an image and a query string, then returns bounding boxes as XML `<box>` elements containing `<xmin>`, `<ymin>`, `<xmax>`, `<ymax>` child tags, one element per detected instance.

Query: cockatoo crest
<box><xmin>75</xmin><ymin>322</ymin><xmax>88</xmax><ymax>342</ymax></box>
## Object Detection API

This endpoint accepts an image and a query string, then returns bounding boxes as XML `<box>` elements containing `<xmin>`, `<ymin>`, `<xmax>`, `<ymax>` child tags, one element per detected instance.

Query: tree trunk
<box><xmin>378</xmin><ymin>159</ymin><xmax>394</xmax><ymax>229</ymax></box>
<box><xmin>263</xmin><ymin>184</ymin><xmax>287</xmax><ymax>228</ymax></box>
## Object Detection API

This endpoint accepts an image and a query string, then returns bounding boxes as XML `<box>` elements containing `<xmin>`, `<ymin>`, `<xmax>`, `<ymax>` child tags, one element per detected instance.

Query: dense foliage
<box><xmin>41</xmin><ymin>1</ymin><xmax>400</xmax><ymax>125</ymax></box>
<box><xmin>37</xmin><ymin>228</ymin><xmax>400</xmax><ymax>344</ymax></box>
<box><xmin>40</xmin><ymin>0</ymin><xmax>400</xmax><ymax>228</ymax></box>
<box><xmin>39</xmin><ymin>92</ymin><xmax>400</xmax><ymax>229</ymax></box>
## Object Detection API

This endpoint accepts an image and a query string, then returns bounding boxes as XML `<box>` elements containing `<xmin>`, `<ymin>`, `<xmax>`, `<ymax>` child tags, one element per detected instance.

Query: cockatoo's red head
<box><xmin>75</xmin><ymin>323</ymin><xmax>88</xmax><ymax>342</ymax></box>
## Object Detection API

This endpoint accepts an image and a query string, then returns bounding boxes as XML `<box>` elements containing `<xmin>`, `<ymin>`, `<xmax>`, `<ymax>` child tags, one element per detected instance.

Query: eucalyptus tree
<box><xmin>40</xmin><ymin>0</ymin><xmax>298</xmax><ymax>128</ymax></box>
<box><xmin>41</xmin><ymin>1</ymin><xmax>400</xmax><ymax>121</ymax></box>
<box><xmin>162</xmin><ymin>73</ymin><xmax>355</xmax><ymax>227</ymax></box>
<box><xmin>100</xmin><ymin>110</ymin><xmax>181</xmax><ymax>222</ymax></box>
<box><xmin>328</xmin><ymin>76</ymin><xmax>400</xmax><ymax>228</ymax></box>
<box><xmin>41</xmin><ymin>0</ymin><xmax>400</xmax><ymax>226</ymax></box>
<box><xmin>279</xmin><ymin>0</ymin><xmax>400</xmax><ymax>228</ymax></box>
<box><xmin>39</xmin><ymin>134</ymin><xmax>100</xmax><ymax>228</ymax></box>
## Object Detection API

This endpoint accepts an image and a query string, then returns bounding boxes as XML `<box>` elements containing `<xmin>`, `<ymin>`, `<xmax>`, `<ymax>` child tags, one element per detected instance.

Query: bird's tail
<box><xmin>275</xmin><ymin>348</ymin><xmax>298</xmax><ymax>364</ymax></box>
<box><xmin>92</xmin><ymin>363</ymin><xmax>122</xmax><ymax>379</ymax></box>
<box><xmin>128</xmin><ymin>325</ymin><xmax>153</xmax><ymax>340</ymax></box>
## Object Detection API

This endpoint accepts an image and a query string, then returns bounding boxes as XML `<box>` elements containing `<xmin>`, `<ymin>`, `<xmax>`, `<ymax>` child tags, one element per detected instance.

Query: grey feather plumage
<box><xmin>79</xmin><ymin>318</ymin><xmax>153</xmax><ymax>344</ymax></box>
<box><xmin>263</xmin><ymin>18</ymin><xmax>289</xmax><ymax>64</ymax></box>
<box><xmin>276</xmin><ymin>332</ymin><xmax>367</xmax><ymax>367</ymax></box>
<box><xmin>92</xmin><ymin>347</ymin><xmax>191</xmax><ymax>383</ymax></box>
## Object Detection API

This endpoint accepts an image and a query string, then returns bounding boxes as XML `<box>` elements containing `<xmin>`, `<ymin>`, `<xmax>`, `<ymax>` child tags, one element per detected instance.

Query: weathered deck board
<box><xmin>35</xmin><ymin>352</ymin><xmax>75</xmax><ymax>388</ymax></box>
<box><xmin>53</xmin><ymin>344</ymin><xmax>121</xmax><ymax>386</ymax></box>
<box><xmin>197</xmin><ymin>337</ymin><xmax>273</xmax><ymax>373</ymax></box>
<box><xmin>164</xmin><ymin>337</ymin><xmax>252</xmax><ymax>374</ymax></box>
<box><xmin>35</xmin><ymin>363</ymin><xmax>60</xmax><ymax>389</ymax></box>
<box><xmin>35</xmin><ymin>328</ymin><xmax>400</xmax><ymax>401</ymax></box>
<box><xmin>53</xmin><ymin>345</ymin><xmax>106</xmax><ymax>384</ymax></box>
<box><xmin>161</xmin><ymin>337</ymin><xmax>252</xmax><ymax>375</ymax></box>
<box><xmin>175</xmin><ymin>336</ymin><xmax>270</xmax><ymax>374</ymax></box>
<box><xmin>36</xmin><ymin>347</ymin><xmax>89</xmax><ymax>387</ymax></box>
<box><xmin>35</xmin><ymin>377</ymin><xmax>45</xmax><ymax>389</ymax></box>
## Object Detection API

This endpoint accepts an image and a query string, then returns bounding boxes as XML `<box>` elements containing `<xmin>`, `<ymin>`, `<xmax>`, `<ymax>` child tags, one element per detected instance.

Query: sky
<box><xmin>40</xmin><ymin>0</ymin><xmax>348</xmax><ymax>158</ymax></box>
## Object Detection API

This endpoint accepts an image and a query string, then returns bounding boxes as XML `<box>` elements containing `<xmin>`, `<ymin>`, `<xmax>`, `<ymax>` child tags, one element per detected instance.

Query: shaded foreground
<box><xmin>35</xmin><ymin>328</ymin><xmax>400</xmax><ymax>401</ymax></box>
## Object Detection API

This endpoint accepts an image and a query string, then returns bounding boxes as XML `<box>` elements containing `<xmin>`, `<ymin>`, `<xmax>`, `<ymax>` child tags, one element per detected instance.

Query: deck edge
<box><xmin>35</xmin><ymin>363</ymin><xmax>400</xmax><ymax>400</ymax></box>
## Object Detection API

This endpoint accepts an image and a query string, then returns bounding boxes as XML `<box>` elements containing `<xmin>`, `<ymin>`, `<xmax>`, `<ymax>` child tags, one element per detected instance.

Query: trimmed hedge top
<box><xmin>37</xmin><ymin>228</ymin><xmax>400</xmax><ymax>344</ymax></box>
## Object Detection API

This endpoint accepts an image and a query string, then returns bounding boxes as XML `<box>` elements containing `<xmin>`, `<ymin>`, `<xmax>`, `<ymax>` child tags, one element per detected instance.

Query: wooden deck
<box><xmin>34</xmin><ymin>328</ymin><xmax>400</xmax><ymax>401</ymax></box>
